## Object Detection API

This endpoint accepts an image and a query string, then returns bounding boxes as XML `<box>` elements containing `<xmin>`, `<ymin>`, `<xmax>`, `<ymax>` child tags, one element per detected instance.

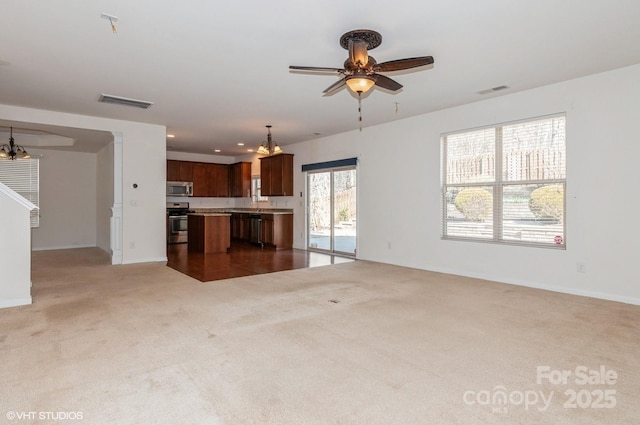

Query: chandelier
<box><xmin>0</xmin><ymin>127</ymin><xmax>31</xmax><ymax>160</ymax></box>
<box><xmin>257</xmin><ymin>125</ymin><xmax>282</xmax><ymax>156</ymax></box>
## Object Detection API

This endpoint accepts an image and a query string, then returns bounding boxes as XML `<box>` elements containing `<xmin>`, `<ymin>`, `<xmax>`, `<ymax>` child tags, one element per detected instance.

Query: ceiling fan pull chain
<box><xmin>358</xmin><ymin>92</ymin><xmax>363</xmax><ymax>131</ymax></box>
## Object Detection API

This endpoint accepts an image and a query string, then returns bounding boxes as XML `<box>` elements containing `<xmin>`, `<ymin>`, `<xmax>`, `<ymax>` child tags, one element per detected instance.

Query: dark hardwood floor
<box><xmin>166</xmin><ymin>241</ymin><xmax>354</xmax><ymax>282</ymax></box>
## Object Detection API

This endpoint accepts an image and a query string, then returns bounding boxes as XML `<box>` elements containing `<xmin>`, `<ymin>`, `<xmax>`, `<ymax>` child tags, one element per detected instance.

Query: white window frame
<box><xmin>441</xmin><ymin>114</ymin><xmax>566</xmax><ymax>249</ymax></box>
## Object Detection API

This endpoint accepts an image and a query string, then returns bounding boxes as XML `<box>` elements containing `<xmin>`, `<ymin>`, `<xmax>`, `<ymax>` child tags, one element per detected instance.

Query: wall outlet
<box><xmin>129</xmin><ymin>241</ymin><xmax>135</xmax><ymax>249</ymax></box>
<box><xmin>577</xmin><ymin>262</ymin><xmax>586</xmax><ymax>273</ymax></box>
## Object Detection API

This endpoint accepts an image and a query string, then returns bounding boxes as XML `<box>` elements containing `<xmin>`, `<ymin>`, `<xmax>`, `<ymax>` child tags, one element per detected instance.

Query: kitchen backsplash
<box><xmin>166</xmin><ymin>196</ymin><xmax>294</xmax><ymax>209</ymax></box>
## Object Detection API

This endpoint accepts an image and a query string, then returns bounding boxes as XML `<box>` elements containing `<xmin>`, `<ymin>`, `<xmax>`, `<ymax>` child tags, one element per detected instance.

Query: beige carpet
<box><xmin>1</xmin><ymin>248</ymin><xmax>638</xmax><ymax>425</ymax></box>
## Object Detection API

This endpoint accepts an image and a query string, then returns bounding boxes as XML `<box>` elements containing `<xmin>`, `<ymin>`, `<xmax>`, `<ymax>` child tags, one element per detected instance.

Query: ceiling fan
<box><xmin>289</xmin><ymin>29</ymin><xmax>434</xmax><ymax>95</ymax></box>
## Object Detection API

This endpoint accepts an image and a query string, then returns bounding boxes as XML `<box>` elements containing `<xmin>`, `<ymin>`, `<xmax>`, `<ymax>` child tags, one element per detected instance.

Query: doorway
<box><xmin>307</xmin><ymin>166</ymin><xmax>357</xmax><ymax>256</ymax></box>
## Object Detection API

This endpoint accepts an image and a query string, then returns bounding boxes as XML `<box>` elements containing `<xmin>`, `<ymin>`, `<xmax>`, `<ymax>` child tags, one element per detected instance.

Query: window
<box><xmin>251</xmin><ymin>176</ymin><xmax>268</xmax><ymax>202</ymax></box>
<box><xmin>0</xmin><ymin>158</ymin><xmax>40</xmax><ymax>227</ymax></box>
<box><xmin>441</xmin><ymin>115</ymin><xmax>566</xmax><ymax>248</ymax></box>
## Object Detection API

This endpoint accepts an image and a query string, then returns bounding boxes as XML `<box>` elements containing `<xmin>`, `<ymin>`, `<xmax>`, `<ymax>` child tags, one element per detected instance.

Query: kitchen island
<box><xmin>188</xmin><ymin>213</ymin><xmax>231</xmax><ymax>254</ymax></box>
<box><xmin>188</xmin><ymin>208</ymin><xmax>294</xmax><ymax>250</ymax></box>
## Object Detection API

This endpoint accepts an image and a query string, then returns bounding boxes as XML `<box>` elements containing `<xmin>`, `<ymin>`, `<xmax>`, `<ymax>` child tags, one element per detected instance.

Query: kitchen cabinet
<box><xmin>260</xmin><ymin>213</ymin><xmax>293</xmax><ymax>249</ymax></box>
<box><xmin>191</xmin><ymin>163</ymin><xmax>208</xmax><ymax>197</ymax></box>
<box><xmin>188</xmin><ymin>214</ymin><xmax>231</xmax><ymax>253</ymax></box>
<box><xmin>230</xmin><ymin>213</ymin><xmax>251</xmax><ymax>241</ymax></box>
<box><xmin>261</xmin><ymin>215</ymin><xmax>274</xmax><ymax>245</ymax></box>
<box><xmin>229</xmin><ymin>162</ymin><xmax>251</xmax><ymax>197</ymax></box>
<box><xmin>208</xmin><ymin>163</ymin><xmax>229</xmax><ymax>197</ymax></box>
<box><xmin>167</xmin><ymin>160</ymin><xmax>249</xmax><ymax>198</ymax></box>
<box><xmin>231</xmin><ymin>214</ymin><xmax>240</xmax><ymax>239</ymax></box>
<box><xmin>231</xmin><ymin>213</ymin><xmax>249</xmax><ymax>241</ymax></box>
<box><xmin>167</xmin><ymin>160</ymin><xmax>193</xmax><ymax>182</ymax></box>
<box><xmin>191</xmin><ymin>162</ymin><xmax>229</xmax><ymax>197</ymax></box>
<box><xmin>259</xmin><ymin>154</ymin><xmax>294</xmax><ymax>196</ymax></box>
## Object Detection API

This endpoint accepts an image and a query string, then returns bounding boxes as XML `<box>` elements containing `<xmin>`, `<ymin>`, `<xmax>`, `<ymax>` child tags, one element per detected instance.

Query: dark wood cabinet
<box><xmin>261</xmin><ymin>215</ymin><xmax>274</xmax><ymax>245</ymax></box>
<box><xmin>167</xmin><ymin>160</ymin><xmax>193</xmax><ymax>182</ymax></box>
<box><xmin>231</xmin><ymin>214</ymin><xmax>240</xmax><ymax>240</ymax></box>
<box><xmin>229</xmin><ymin>162</ymin><xmax>251</xmax><ymax>197</ymax></box>
<box><xmin>167</xmin><ymin>160</ymin><xmax>250</xmax><ymax>198</ymax></box>
<box><xmin>260</xmin><ymin>156</ymin><xmax>272</xmax><ymax>195</ymax></box>
<box><xmin>182</xmin><ymin>161</ymin><xmax>227</xmax><ymax>197</ymax></box>
<box><xmin>191</xmin><ymin>163</ymin><xmax>208</xmax><ymax>197</ymax></box>
<box><xmin>230</xmin><ymin>213</ymin><xmax>251</xmax><ymax>241</ymax></box>
<box><xmin>188</xmin><ymin>214</ymin><xmax>231</xmax><ymax>253</ymax></box>
<box><xmin>260</xmin><ymin>213</ymin><xmax>293</xmax><ymax>249</ymax></box>
<box><xmin>259</xmin><ymin>154</ymin><xmax>294</xmax><ymax>196</ymax></box>
<box><xmin>207</xmin><ymin>163</ymin><xmax>229</xmax><ymax>197</ymax></box>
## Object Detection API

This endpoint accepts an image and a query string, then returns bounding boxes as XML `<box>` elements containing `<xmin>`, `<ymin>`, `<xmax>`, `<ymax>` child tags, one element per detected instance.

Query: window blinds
<box><xmin>0</xmin><ymin>158</ymin><xmax>40</xmax><ymax>227</ymax></box>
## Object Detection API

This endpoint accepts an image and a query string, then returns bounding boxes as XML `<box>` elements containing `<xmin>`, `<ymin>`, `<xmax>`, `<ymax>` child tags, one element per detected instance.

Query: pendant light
<box><xmin>0</xmin><ymin>127</ymin><xmax>31</xmax><ymax>160</ymax></box>
<box><xmin>257</xmin><ymin>125</ymin><xmax>283</xmax><ymax>156</ymax></box>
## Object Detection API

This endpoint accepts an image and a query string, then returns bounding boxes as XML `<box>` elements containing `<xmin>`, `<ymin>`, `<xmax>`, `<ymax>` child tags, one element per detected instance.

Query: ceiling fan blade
<box><xmin>374</xmin><ymin>74</ymin><xmax>403</xmax><ymax>91</ymax></box>
<box><xmin>374</xmin><ymin>56</ymin><xmax>434</xmax><ymax>72</ymax></box>
<box><xmin>322</xmin><ymin>77</ymin><xmax>347</xmax><ymax>94</ymax></box>
<box><xmin>289</xmin><ymin>65</ymin><xmax>344</xmax><ymax>73</ymax></box>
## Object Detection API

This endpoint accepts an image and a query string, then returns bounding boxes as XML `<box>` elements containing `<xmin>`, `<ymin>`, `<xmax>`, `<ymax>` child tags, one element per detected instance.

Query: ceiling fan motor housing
<box><xmin>339</xmin><ymin>29</ymin><xmax>382</xmax><ymax>50</ymax></box>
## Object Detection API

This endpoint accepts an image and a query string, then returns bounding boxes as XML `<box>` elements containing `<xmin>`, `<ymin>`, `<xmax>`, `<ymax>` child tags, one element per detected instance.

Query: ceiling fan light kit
<box><xmin>345</xmin><ymin>74</ymin><xmax>376</xmax><ymax>93</ymax></box>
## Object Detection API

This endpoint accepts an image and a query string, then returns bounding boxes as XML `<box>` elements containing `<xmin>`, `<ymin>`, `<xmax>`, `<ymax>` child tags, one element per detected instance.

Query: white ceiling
<box><xmin>1</xmin><ymin>1</ymin><xmax>640</xmax><ymax>157</ymax></box>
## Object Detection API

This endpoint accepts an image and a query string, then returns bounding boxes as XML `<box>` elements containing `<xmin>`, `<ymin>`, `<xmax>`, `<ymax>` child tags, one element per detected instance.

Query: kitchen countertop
<box><xmin>189</xmin><ymin>212</ymin><xmax>232</xmax><ymax>216</ymax></box>
<box><xmin>190</xmin><ymin>208</ymin><xmax>293</xmax><ymax>215</ymax></box>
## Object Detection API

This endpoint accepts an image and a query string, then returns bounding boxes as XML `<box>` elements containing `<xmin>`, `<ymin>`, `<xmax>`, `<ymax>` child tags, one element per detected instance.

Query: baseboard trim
<box><xmin>0</xmin><ymin>297</ymin><xmax>32</xmax><ymax>309</ymax></box>
<box><xmin>32</xmin><ymin>244</ymin><xmax>96</xmax><ymax>252</ymax></box>
<box><xmin>121</xmin><ymin>256</ymin><xmax>168</xmax><ymax>265</ymax></box>
<box><xmin>422</xmin><ymin>265</ymin><xmax>640</xmax><ymax>306</ymax></box>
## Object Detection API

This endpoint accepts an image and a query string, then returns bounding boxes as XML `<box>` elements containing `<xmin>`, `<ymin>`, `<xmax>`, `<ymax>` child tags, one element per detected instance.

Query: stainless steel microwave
<box><xmin>167</xmin><ymin>181</ymin><xmax>193</xmax><ymax>197</ymax></box>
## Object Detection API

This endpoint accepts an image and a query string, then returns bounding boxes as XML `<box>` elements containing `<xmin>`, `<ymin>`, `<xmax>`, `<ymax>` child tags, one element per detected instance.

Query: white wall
<box><xmin>0</xmin><ymin>104</ymin><xmax>167</xmax><ymax>264</ymax></box>
<box><xmin>120</xmin><ymin>124</ymin><xmax>167</xmax><ymax>263</ymax></box>
<box><xmin>96</xmin><ymin>142</ymin><xmax>114</xmax><ymax>253</ymax></box>
<box><xmin>285</xmin><ymin>64</ymin><xmax>640</xmax><ymax>305</ymax></box>
<box><xmin>29</xmin><ymin>148</ymin><xmax>97</xmax><ymax>250</ymax></box>
<box><xmin>166</xmin><ymin>151</ymin><xmax>235</xmax><ymax>164</ymax></box>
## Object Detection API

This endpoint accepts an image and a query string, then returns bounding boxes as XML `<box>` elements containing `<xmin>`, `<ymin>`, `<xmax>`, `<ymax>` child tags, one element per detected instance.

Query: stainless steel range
<box><xmin>166</xmin><ymin>202</ymin><xmax>192</xmax><ymax>244</ymax></box>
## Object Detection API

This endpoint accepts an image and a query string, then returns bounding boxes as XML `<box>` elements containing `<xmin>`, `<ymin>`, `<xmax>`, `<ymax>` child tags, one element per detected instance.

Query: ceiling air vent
<box><xmin>98</xmin><ymin>94</ymin><xmax>154</xmax><ymax>109</ymax></box>
<box><xmin>477</xmin><ymin>85</ymin><xmax>510</xmax><ymax>95</ymax></box>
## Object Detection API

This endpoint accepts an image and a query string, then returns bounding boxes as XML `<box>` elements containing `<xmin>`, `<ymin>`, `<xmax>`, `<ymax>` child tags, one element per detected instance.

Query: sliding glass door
<box><xmin>307</xmin><ymin>167</ymin><xmax>357</xmax><ymax>256</ymax></box>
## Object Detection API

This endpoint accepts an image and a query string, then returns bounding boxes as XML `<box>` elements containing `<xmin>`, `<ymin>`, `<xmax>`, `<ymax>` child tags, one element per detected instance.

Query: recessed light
<box><xmin>247</xmin><ymin>149</ymin><xmax>254</xmax><ymax>152</ymax></box>
<box><xmin>214</xmin><ymin>149</ymin><xmax>221</xmax><ymax>153</ymax></box>
<box><xmin>237</xmin><ymin>142</ymin><xmax>244</xmax><ymax>146</ymax></box>
<box><xmin>167</xmin><ymin>134</ymin><xmax>175</xmax><ymax>138</ymax></box>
